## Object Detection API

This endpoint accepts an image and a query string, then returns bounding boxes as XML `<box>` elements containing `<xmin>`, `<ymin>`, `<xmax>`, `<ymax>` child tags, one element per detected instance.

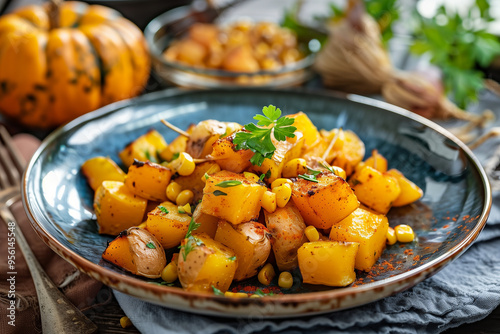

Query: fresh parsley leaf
<box><xmin>319</xmin><ymin>161</ymin><xmax>336</xmax><ymax>175</ymax></box>
<box><xmin>179</xmin><ymin>217</ymin><xmax>202</xmax><ymax>260</ymax></box>
<box><xmin>306</xmin><ymin>167</ymin><xmax>321</xmax><ymax>177</ymax></box>
<box><xmin>158</xmin><ymin>206</ymin><xmax>169</xmax><ymax>214</ymax></box>
<box><xmin>146</xmin><ymin>242</ymin><xmax>156</xmax><ymax>249</ymax></box>
<box><xmin>233</xmin><ymin>105</ymin><xmax>296</xmax><ymax>167</ymax></box>
<box><xmin>178</xmin><ymin>208</ymin><xmax>186</xmax><ymax>214</ymax></box>
<box><xmin>228</xmin><ymin>256</ymin><xmax>236</xmax><ymax>261</ymax></box>
<box><xmin>212</xmin><ymin>190</ymin><xmax>227</xmax><ymax>196</ymax></box>
<box><xmin>185</xmin><ymin>217</ymin><xmax>201</xmax><ymax>239</ymax></box>
<box><xmin>212</xmin><ymin>286</ymin><xmax>224</xmax><ymax>296</ymax></box>
<box><xmin>148</xmin><ymin>281</ymin><xmax>174</xmax><ymax>286</ymax></box>
<box><xmin>215</xmin><ymin>180</ymin><xmax>242</xmax><ymax>188</ymax></box>
<box><xmin>259</xmin><ymin>173</ymin><xmax>266</xmax><ymax>182</ymax></box>
<box><xmin>298</xmin><ymin>174</ymin><xmax>319</xmax><ymax>183</ymax></box>
<box><xmin>204</xmin><ymin>172</ymin><xmax>210</xmax><ymax>180</ymax></box>
<box><xmin>171</xmin><ymin>152</ymin><xmax>180</xmax><ymax>161</ymax></box>
<box><xmin>254</xmin><ymin>288</ymin><xmax>275</xmax><ymax>297</ymax></box>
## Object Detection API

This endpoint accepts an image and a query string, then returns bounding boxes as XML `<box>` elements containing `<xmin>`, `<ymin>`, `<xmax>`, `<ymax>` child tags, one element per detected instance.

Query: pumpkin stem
<box><xmin>48</xmin><ymin>0</ymin><xmax>63</xmax><ymax>29</ymax></box>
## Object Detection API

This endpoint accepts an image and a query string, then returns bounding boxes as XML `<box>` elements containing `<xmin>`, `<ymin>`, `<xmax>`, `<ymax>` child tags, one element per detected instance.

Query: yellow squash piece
<box><xmin>291</xmin><ymin>173</ymin><xmax>359</xmax><ymax>229</ymax></box>
<box><xmin>102</xmin><ymin>227</ymin><xmax>166</xmax><ymax>278</ymax></box>
<box><xmin>349</xmin><ymin>166</ymin><xmax>401</xmax><ymax>214</ymax></box>
<box><xmin>146</xmin><ymin>201</ymin><xmax>191</xmax><ymax>249</ymax></box>
<box><xmin>357</xmin><ymin>149</ymin><xmax>388</xmax><ymax>173</ymax></box>
<box><xmin>124</xmin><ymin>160</ymin><xmax>172</xmax><ymax>202</ymax></box>
<box><xmin>200</xmin><ymin>170</ymin><xmax>266</xmax><ymax>225</ymax></box>
<box><xmin>385</xmin><ymin>169</ymin><xmax>423</xmax><ymax>207</ymax></box>
<box><xmin>297</xmin><ymin>241</ymin><xmax>359</xmax><ymax>286</ymax></box>
<box><xmin>192</xmin><ymin>204</ymin><xmax>219</xmax><ymax>238</ymax></box>
<box><xmin>177</xmin><ymin>233</ymin><xmax>237</xmax><ymax>292</ymax></box>
<box><xmin>251</xmin><ymin>131</ymin><xmax>305</xmax><ymax>183</ymax></box>
<box><xmin>327</xmin><ymin>129</ymin><xmax>365</xmax><ymax>177</ymax></box>
<box><xmin>288</xmin><ymin>112</ymin><xmax>320</xmax><ymax>147</ymax></box>
<box><xmin>214</xmin><ymin>221</ymin><xmax>271</xmax><ymax>281</ymax></box>
<box><xmin>210</xmin><ymin>135</ymin><xmax>253</xmax><ymax>173</ymax></box>
<box><xmin>81</xmin><ymin>156</ymin><xmax>125</xmax><ymax>191</ymax></box>
<box><xmin>159</xmin><ymin>124</ymin><xmax>194</xmax><ymax>162</ymax></box>
<box><xmin>94</xmin><ymin>181</ymin><xmax>147</xmax><ymax>235</ymax></box>
<box><xmin>174</xmin><ymin>161</ymin><xmax>221</xmax><ymax>202</ymax></box>
<box><xmin>264</xmin><ymin>201</ymin><xmax>308</xmax><ymax>271</ymax></box>
<box><xmin>329</xmin><ymin>207</ymin><xmax>389</xmax><ymax>271</ymax></box>
<box><xmin>119</xmin><ymin>130</ymin><xmax>167</xmax><ymax>167</ymax></box>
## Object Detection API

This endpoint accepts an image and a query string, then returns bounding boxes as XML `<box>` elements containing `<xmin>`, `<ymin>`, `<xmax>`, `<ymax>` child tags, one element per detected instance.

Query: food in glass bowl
<box><xmin>163</xmin><ymin>22</ymin><xmax>304</xmax><ymax>73</ymax></box>
<box><xmin>81</xmin><ymin>105</ymin><xmax>423</xmax><ymax>295</ymax></box>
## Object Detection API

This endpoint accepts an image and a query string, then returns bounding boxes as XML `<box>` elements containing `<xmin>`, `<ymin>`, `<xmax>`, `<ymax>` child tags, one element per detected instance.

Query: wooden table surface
<box><xmin>83</xmin><ymin>286</ymin><xmax>500</xmax><ymax>333</ymax></box>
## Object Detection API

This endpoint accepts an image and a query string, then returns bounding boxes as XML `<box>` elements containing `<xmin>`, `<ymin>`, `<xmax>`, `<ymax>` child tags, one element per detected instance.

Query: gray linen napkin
<box><xmin>114</xmin><ymin>91</ymin><xmax>500</xmax><ymax>333</ymax></box>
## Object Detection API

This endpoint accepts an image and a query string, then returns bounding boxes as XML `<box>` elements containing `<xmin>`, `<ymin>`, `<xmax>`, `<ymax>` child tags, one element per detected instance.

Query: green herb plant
<box><xmin>179</xmin><ymin>217</ymin><xmax>202</xmax><ymax>261</ymax></box>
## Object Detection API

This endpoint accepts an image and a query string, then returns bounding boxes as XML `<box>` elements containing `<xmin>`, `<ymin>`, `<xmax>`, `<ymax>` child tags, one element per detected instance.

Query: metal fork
<box><xmin>0</xmin><ymin>126</ymin><xmax>97</xmax><ymax>334</ymax></box>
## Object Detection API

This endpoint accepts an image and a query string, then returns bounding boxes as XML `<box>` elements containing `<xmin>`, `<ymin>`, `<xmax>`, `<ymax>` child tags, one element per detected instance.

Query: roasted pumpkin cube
<box><xmin>177</xmin><ymin>233</ymin><xmax>237</xmax><ymax>292</ymax></box>
<box><xmin>200</xmin><ymin>170</ymin><xmax>266</xmax><ymax>225</ymax></box>
<box><xmin>159</xmin><ymin>125</ymin><xmax>194</xmax><ymax>162</ymax></box>
<box><xmin>291</xmin><ymin>173</ymin><xmax>359</xmax><ymax>229</ymax></box>
<box><xmin>327</xmin><ymin>129</ymin><xmax>365</xmax><ymax>177</ymax></box>
<box><xmin>81</xmin><ymin>156</ymin><xmax>125</xmax><ymax>191</ymax></box>
<box><xmin>192</xmin><ymin>204</ymin><xmax>219</xmax><ymax>238</ymax></box>
<box><xmin>288</xmin><ymin>112</ymin><xmax>320</xmax><ymax>147</ymax></box>
<box><xmin>119</xmin><ymin>130</ymin><xmax>167</xmax><ymax>167</ymax></box>
<box><xmin>124</xmin><ymin>160</ymin><xmax>172</xmax><ymax>202</ymax></box>
<box><xmin>264</xmin><ymin>201</ymin><xmax>308</xmax><ymax>271</ymax></box>
<box><xmin>349</xmin><ymin>166</ymin><xmax>401</xmax><ymax>214</ymax></box>
<box><xmin>146</xmin><ymin>201</ymin><xmax>191</xmax><ymax>249</ymax></box>
<box><xmin>329</xmin><ymin>207</ymin><xmax>388</xmax><ymax>271</ymax></box>
<box><xmin>297</xmin><ymin>241</ymin><xmax>359</xmax><ymax>286</ymax></box>
<box><xmin>357</xmin><ymin>149</ymin><xmax>388</xmax><ymax>173</ymax></box>
<box><xmin>385</xmin><ymin>169</ymin><xmax>423</xmax><ymax>207</ymax></box>
<box><xmin>210</xmin><ymin>135</ymin><xmax>253</xmax><ymax>173</ymax></box>
<box><xmin>215</xmin><ymin>221</ymin><xmax>271</xmax><ymax>281</ymax></box>
<box><xmin>102</xmin><ymin>227</ymin><xmax>166</xmax><ymax>278</ymax></box>
<box><xmin>94</xmin><ymin>181</ymin><xmax>147</xmax><ymax>235</ymax></box>
<box><xmin>175</xmin><ymin>161</ymin><xmax>221</xmax><ymax>202</ymax></box>
<box><xmin>251</xmin><ymin>131</ymin><xmax>305</xmax><ymax>183</ymax></box>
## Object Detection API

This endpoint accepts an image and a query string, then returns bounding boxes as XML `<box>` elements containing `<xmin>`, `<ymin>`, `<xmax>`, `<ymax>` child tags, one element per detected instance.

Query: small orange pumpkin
<box><xmin>0</xmin><ymin>1</ymin><xmax>150</xmax><ymax>128</ymax></box>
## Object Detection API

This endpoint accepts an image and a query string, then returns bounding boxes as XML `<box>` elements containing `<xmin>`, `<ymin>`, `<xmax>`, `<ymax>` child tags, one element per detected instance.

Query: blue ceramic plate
<box><xmin>22</xmin><ymin>88</ymin><xmax>491</xmax><ymax>317</ymax></box>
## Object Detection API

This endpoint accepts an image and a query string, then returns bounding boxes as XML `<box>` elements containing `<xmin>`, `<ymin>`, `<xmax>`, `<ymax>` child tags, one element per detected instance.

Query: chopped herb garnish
<box><xmin>171</xmin><ymin>152</ymin><xmax>180</xmax><ymax>161</ymax></box>
<box><xmin>319</xmin><ymin>161</ymin><xmax>336</xmax><ymax>175</ymax></box>
<box><xmin>215</xmin><ymin>180</ymin><xmax>242</xmax><ymax>188</ymax></box>
<box><xmin>144</xmin><ymin>150</ymin><xmax>157</xmax><ymax>163</ymax></box>
<box><xmin>212</xmin><ymin>190</ymin><xmax>227</xmax><ymax>196</ymax></box>
<box><xmin>179</xmin><ymin>217</ymin><xmax>202</xmax><ymax>260</ymax></box>
<box><xmin>259</xmin><ymin>173</ymin><xmax>266</xmax><ymax>182</ymax></box>
<box><xmin>146</xmin><ymin>242</ymin><xmax>156</xmax><ymax>249</ymax></box>
<box><xmin>212</xmin><ymin>285</ymin><xmax>224</xmax><ymax>296</ymax></box>
<box><xmin>178</xmin><ymin>208</ymin><xmax>186</xmax><ymax>214</ymax></box>
<box><xmin>254</xmin><ymin>288</ymin><xmax>275</xmax><ymax>297</ymax></box>
<box><xmin>233</xmin><ymin>105</ymin><xmax>296</xmax><ymax>166</ymax></box>
<box><xmin>158</xmin><ymin>205</ymin><xmax>169</xmax><ymax>214</ymax></box>
<box><xmin>298</xmin><ymin>174</ymin><xmax>319</xmax><ymax>183</ymax></box>
<box><xmin>351</xmin><ymin>179</ymin><xmax>361</xmax><ymax>186</ymax></box>
<box><xmin>148</xmin><ymin>281</ymin><xmax>174</xmax><ymax>286</ymax></box>
<box><xmin>306</xmin><ymin>167</ymin><xmax>321</xmax><ymax>177</ymax></box>
<box><xmin>228</xmin><ymin>256</ymin><xmax>237</xmax><ymax>262</ymax></box>
<box><xmin>204</xmin><ymin>172</ymin><xmax>210</xmax><ymax>180</ymax></box>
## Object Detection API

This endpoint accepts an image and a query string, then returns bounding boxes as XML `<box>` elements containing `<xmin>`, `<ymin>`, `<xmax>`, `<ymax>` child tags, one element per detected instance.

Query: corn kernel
<box><xmin>304</xmin><ymin>225</ymin><xmax>320</xmax><ymax>242</ymax></box>
<box><xmin>272</xmin><ymin>183</ymin><xmax>292</xmax><ymax>208</ymax></box>
<box><xmin>244</xmin><ymin>172</ymin><xmax>260</xmax><ymax>182</ymax></box>
<box><xmin>271</xmin><ymin>178</ymin><xmax>293</xmax><ymax>189</ymax></box>
<box><xmin>224</xmin><ymin>291</ymin><xmax>248</xmax><ymax>298</ymax></box>
<box><xmin>394</xmin><ymin>224</ymin><xmax>415</xmax><ymax>243</ymax></box>
<box><xmin>258</xmin><ymin>263</ymin><xmax>276</xmax><ymax>285</ymax></box>
<box><xmin>282</xmin><ymin>158</ymin><xmax>308</xmax><ymax>178</ymax></box>
<box><xmin>169</xmin><ymin>152</ymin><xmax>195</xmax><ymax>176</ymax></box>
<box><xmin>261</xmin><ymin>191</ymin><xmax>277</xmax><ymax>213</ymax></box>
<box><xmin>278</xmin><ymin>271</ymin><xmax>293</xmax><ymax>289</ymax></box>
<box><xmin>166</xmin><ymin>182</ymin><xmax>182</xmax><ymax>202</ymax></box>
<box><xmin>120</xmin><ymin>316</ymin><xmax>133</xmax><ymax>328</ymax></box>
<box><xmin>176</xmin><ymin>189</ymin><xmax>194</xmax><ymax>206</ymax></box>
<box><xmin>161</xmin><ymin>262</ymin><xmax>178</xmax><ymax>283</ymax></box>
<box><xmin>178</xmin><ymin>203</ymin><xmax>192</xmax><ymax>215</ymax></box>
<box><xmin>386</xmin><ymin>227</ymin><xmax>397</xmax><ymax>245</ymax></box>
<box><xmin>138</xmin><ymin>222</ymin><xmax>147</xmax><ymax>229</ymax></box>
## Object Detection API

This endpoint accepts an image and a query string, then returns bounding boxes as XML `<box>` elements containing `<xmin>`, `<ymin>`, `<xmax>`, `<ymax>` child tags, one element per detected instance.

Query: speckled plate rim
<box><xmin>22</xmin><ymin>88</ymin><xmax>492</xmax><ymax>317</ymax></box>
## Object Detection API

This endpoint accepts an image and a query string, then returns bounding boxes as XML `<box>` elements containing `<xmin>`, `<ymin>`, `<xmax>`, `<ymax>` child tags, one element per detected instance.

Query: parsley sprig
<box><xmin>233</xmin><ymin>105</ymin><xmax>296</xmax><ymax>167</ymax></box>
<box><xmin>298</xmin><ymin>167</ymin><xmax>321</xmax><ymax>183</ymax></box>
<box><xmin>179</xmin><ymin>217</ymin><xmax>202</xmax><ymax>261</ymax></box>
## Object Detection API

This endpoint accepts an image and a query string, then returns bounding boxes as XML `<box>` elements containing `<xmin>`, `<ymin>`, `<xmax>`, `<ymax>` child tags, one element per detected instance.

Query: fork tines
<box><xmin>0</xmin><ymin>125</ymin><xmax>25</xmax><ymax>188</ymax></box>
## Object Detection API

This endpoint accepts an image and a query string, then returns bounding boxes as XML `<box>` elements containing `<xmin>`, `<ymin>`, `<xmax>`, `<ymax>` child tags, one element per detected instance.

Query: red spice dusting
<box><xmin>452</xmin><ymin>217</ymin><xmax>457</xmax><ymax>221</ymax></box>
<box><xmin>462</xmin><ymin>215</ymin><xmax>470</xmax><ymax>221</ymax></box>
<box><xmin>404</xmin><ymin>249</ymin><xmax>414</xmax><ymax>256</ymax></box>
<box><xmin>433</xmin><ymin>228</ymin><xmax>437</xmax><ymax>231</ymax></box>
<box><xmin>443</xmin><ymin>224</ymin><xmax>449</xmax><ymax>228</ymax></box>
<box><xmin>413</xmin><ymin>255</ymin><xmax>420</xmax><ymax>261</ymax></box>
<box><xmin>447</xmin><ymin>231</ymin><xmax>451</xmax><ymax>235</ymax></box>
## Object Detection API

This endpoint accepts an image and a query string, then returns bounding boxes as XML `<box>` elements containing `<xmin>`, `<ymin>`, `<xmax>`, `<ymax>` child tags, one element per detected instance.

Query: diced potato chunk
<box><xmin>291</xmin><ymin>173</ymin><xmax>359</xmax><ymax>229</ymax></box>
<box><xmin>81</xmin><ymin>156</ymin><xmax>125</xmax><ymax>191</ymax></box>
<box><xmin>264</xmin><ymin>201</ymin><xmax>308</xmax><ymax>271</ymax></box>
<box><xmin>288</xmin><ymin>112</ymin><xmax>320</xmax><ymax>147</ymax></box>
<box><xmin>215</xmin><ymin>221</ymin><xmax>271</xmax><ymax>281</ymax></box>
<box><xmin>297</xmin><ymin>241</ymin><xmax>359</xmax><ymax>286</ymax></box>
<box><xmin>385</xmin><ymin>169</ymin><xmax>423</xmax><ymax>207</ymax></box>
<box><xmin>94</xmin><ymin>181</ymin><xmax>147</xmax><ymax>235</ymax></box>
<box><xmin>329</xmin><ymin>207</ymin><xmax>388</xmax><ymax>271</ymax></box>
<box><xmin>192</xmin><ymin>204</ymin><xmax>219</xmax><ymax>238</ymax></box>
<box><xmin>210</xmin><ymin>135</ymin><xmax>253</xmax><ymax>173</ymax></box>
<box><xmin>349</xmin><ymin>166</ymin><xmax>401</xmax><ymax>214</ymax></box>
<box><xmin>102</xmin><ymin>227</ymin><xmax>166</xmax><ymax>278</ymax></box>
<box><xmin>175</xmin><ymin>161</ymin><xmax>221</xmax><ymax>202</ymax></box>
<box><xmin>200</xmin><ymin>170</ymin><xmax>266</xmax><ymax>225</ymax></box>
<box><xmin>177</xmin><ymin>233</ymin><xmax>237</xmax><ymax>292</ymax></box>
<box><xmin>251</xmin><ymin>131</ymin><xmax>304</xmax><ymax>183</ymax></box>
<box><xmin>119</xmin><ymin>130</ymin><xmax>167</xmax><ymax>167</ymax></box>
<box><xmin>146</xmin><ymin>201</ymin><xmax>191</xmax><ymax>249</ymax></box>
<box><xmin>124</xmin><ymin>160</ymin><xmax>172</xmax><ymax>202</ymax></box>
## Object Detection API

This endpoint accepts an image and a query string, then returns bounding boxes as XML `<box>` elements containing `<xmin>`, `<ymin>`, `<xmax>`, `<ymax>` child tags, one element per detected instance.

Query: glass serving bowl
<box><xmin>144</xmin><ymin>2</ymin><xmax>317</xmax><ymax>88</ymax></box>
